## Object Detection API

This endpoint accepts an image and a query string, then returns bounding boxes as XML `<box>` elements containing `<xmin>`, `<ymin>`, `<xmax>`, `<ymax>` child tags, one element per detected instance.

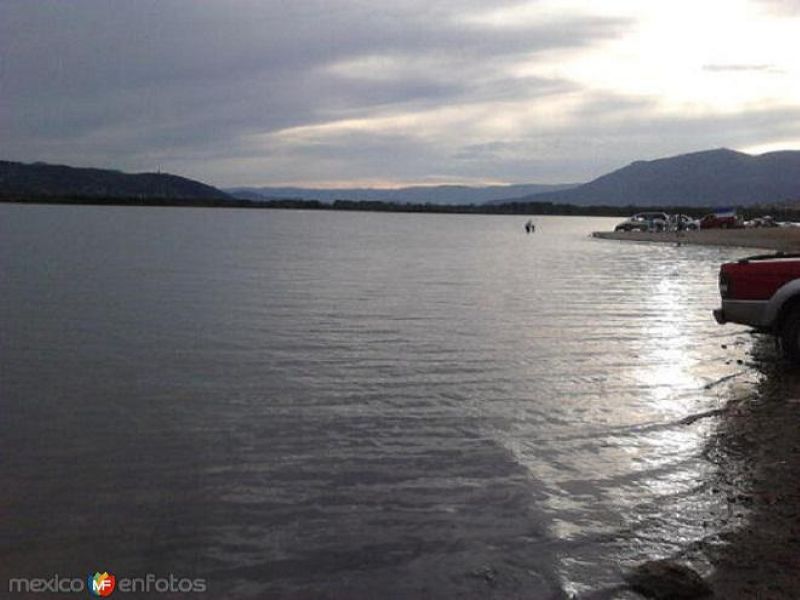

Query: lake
<box><xmin>0</xmin><ymin>205</ymin><xmax>767</xmax><ymax>598</ymax></box>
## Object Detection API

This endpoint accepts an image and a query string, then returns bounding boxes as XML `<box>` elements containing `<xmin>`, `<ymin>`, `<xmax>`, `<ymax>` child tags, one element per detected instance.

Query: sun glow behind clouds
<box><xmin>518</xmin><ymin>0</ymin><xmax>800</xmax><ymax>113</ymax></box>
<box><xmin>261</xmin><ymin>0</ymin><xmax>800</xmax><ymax>186</ymax></box>
<box><xmin>742</xmin><ymin>140</ymin><xmax>800</xmax><ymax>154</ymax></box>
<box><xmin>446</xmin><ymin>0</ymin><xmax>800</xmax><ymax>117</ymax></box>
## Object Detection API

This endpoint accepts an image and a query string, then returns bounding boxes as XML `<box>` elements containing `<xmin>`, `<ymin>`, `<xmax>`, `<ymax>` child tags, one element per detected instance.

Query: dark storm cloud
<box><xmin>0</xmin><ymin>0</ymin><xmax>629</xmax><ymax>182</ymax></box>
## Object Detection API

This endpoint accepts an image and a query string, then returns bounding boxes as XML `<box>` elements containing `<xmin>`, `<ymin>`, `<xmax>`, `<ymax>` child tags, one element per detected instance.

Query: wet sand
<box><xmin>656</xmin><ymin>339</ymin><xmax>800</xmax><ymax>599</ymax></box>
<box><xmin>703</xmin><ymin>347</ymin><xmax>800</xmax><ymax>598</ymax></box>
<box><xmin>593</xmin><ymin>228</ymin><xmax>800</xmax><ymax>251</ymax></box>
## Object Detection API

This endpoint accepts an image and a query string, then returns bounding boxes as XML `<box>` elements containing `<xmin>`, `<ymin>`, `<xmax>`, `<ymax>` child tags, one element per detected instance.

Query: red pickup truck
<box><xmin>714</xmin><ymin>253</ymin><xmax>800</xmax><ymax>360</ymax></box>
<box><xmin>699</xmin><ymin>212</ymin><xmax>741</xmax><ymax>229</ymax></box>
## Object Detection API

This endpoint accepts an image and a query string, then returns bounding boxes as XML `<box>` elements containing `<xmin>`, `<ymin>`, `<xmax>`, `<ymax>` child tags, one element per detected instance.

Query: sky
<box><xmin>1</xmin><ymin>0</ymin><xmax>799</xmax><ymax>188</ymax></box>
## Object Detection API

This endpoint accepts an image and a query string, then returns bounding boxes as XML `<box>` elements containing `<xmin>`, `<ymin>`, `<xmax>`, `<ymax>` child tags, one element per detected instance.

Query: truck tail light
<box><xmin>719</xmin><ymin>271</ymin><xmax>731</xmax><ymax>298</ymax></box>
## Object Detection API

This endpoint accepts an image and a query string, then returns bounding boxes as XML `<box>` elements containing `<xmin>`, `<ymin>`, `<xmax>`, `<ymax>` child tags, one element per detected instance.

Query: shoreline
<box><xmin>619</xmin><ymin>340</ymin><xmax>800</xmax><ymax>599</ymax></box>
<box><xmin>707</xmin><ymin>370</ymin><xmax>800</xmax><ymax>597</ymax></box>
<box><xmin>693</xmin><ymin>346</ymin><xmax>800</xmax><ymax>598</ymax></box>
<box><xmin>593</xmin><ymin>228</ymin><xmax>800</xmax><ymax>251</ymax></box>
<box><xmin>7</xmin><ymin>196</ymin><xmax>800</xmax><ymax>224</ymax></box>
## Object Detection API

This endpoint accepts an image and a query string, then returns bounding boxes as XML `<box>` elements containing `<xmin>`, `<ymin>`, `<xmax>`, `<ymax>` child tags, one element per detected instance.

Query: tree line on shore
<box><xmin>3</xmin><ymin>194</ymin><xmax>800</xmax><ymax>222</ymax></box>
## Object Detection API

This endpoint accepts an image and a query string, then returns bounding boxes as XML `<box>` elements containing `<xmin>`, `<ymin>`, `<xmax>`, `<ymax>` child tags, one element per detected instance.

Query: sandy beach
<box><xmin>593</xmin><ymin>228</ymin><xmax>800</xmax><ymax>251</ymax></box>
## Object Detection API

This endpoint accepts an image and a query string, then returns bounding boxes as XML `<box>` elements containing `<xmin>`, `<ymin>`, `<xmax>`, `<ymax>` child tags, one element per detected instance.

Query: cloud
<box><xmin>1</xmin><ymin>1</ymin><xmax>798</xmax><ymax>186</ymax></box>
<box><xmin>703</xmin><ymin>64</ymin><xmax>781</xmax><ymax>73</ymax></box>
<box><xmin>753</xmin><ymin>0</ymin><xmax>800</xmax><ymax>15</ymax></box>
<box><xmin>216</xmin><ymin>91</ymin><xmax>800</xmax><ymax>186</ymax></box>
<box><xmin>0</xmin><ymin>1</ymin><xmax>627</xmax><ymax>180</ymax></box>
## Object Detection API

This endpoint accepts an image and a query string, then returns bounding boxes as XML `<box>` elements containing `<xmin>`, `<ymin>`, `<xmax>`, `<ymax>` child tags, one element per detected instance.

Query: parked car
<box><xmin>614</xmin><ymin>212</ymin><xmax>669</xmax><ymax>232</ymax></box>
<box><xmin>669</xmin><ymin>214</ymin><xmax>699</xmax><ymax>231</ymax></box>
<box><xmin>699</xmin><ymin>212</ymin><xmax>741</xmax><ymax>229</ymax></box>
<box><xmin>714</xmin><ymin>252</ymin><xmax>800</xmax><ymax>360</ymax></box>
<box><xmin>744</xmin><ymin>215</ymin><xmax>779</xmax><ymax>228</ymax></box>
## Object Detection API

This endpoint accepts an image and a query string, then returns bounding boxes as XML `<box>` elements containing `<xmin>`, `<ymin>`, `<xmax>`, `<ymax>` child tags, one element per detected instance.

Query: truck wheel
<box><xmin>780</xmin><ymin>306</ymin><xmax>800</xmax><ymax>362</ymax></box>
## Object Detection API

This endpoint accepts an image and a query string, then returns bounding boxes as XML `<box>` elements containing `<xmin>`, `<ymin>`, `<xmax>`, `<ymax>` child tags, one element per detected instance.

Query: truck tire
<box><xmin>780</xmin><ymin>306</ymin><xmax>800</xmax><ymax>362</ymax></box>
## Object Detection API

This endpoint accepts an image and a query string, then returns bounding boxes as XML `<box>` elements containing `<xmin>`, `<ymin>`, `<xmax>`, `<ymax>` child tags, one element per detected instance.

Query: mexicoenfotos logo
<box><xmin>8</xmin><ymin>571</ymin><xmax>206</xmax><ymax>595</ymax></box>
<box><xmin>89</xmin><ymin>572</ymin><xmax>116</xmax><ymax>597</ymax></box>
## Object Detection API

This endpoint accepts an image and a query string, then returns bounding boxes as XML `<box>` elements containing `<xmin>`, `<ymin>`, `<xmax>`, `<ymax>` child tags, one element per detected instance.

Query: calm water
<box><xmin>0</xmin><ymin>205</ymin><xmax>768</xmax><ymax>598</ymax></box>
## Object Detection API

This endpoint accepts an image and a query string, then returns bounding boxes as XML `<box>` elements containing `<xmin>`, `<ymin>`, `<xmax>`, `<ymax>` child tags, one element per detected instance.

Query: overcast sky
<box><xmin>2</xmin><ymin>0</ymin><xmax>799</xmax><ymax>188</ymax></box>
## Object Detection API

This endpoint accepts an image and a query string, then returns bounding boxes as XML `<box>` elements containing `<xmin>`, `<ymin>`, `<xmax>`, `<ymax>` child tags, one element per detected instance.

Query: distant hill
<box><xmin>500</xmin><ymin>149</ymin><xmax>800</xmax><ymax>207</ymax></box>
<box><xmin>0</xmin><ymin>160</ymin><xmax>229</xmax><ymax>200</ymax></box>
<box><xmin>225</xmin><ymin>183</ymin><xmax>578</xmax><ymax>205</ymax></box>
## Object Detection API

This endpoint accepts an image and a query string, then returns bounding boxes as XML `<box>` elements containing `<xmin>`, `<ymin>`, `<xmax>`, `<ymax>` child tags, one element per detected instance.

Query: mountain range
<box><xmin>2</xmin><ymin>148</ymin><xmax>800</xmax><ymax>208</ymax></box>
<box><xmin>0</xmin><ymin>160</ymin><xmax>228</xmax><ymax>200</ymax></box>
<box><xmin>225</xmin><ymin>183</ymin><xmax>577</xmax><ymax>205</ymax></box>
<box><xmin>500</xmin><ymin>148</ymin><xmax>800</xmax><ymax>207</ymax></box>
